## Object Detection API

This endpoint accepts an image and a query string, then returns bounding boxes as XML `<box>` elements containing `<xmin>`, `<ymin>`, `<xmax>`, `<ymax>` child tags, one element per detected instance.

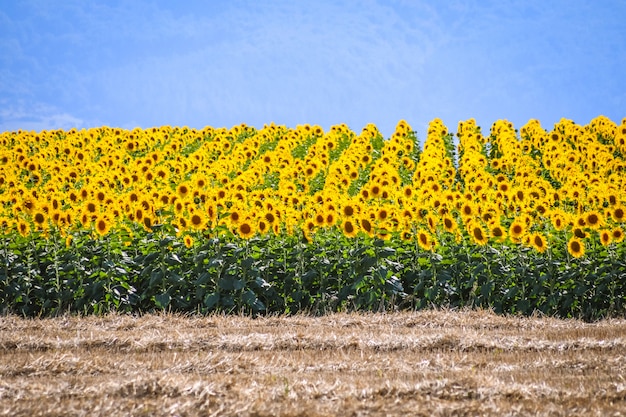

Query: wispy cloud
<box><xmin>0</xmin><ymin>99</ymin><xmax>84</xmax><ymax>132</ymax></box>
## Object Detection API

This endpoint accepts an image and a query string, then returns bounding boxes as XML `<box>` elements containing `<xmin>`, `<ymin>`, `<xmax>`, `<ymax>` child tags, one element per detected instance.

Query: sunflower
<box><xmin>585</xmin><ymin>211</ymin><xmax>603</xmax><ymax>230</ymax></box>
<box><xmin>469</xmin><ymin>223</ymin><xmax>488</xmax><ymax>246</ymax></box>
<box><xmin>183</xmin><ymin>234</ymin><xmax>194</xmax><ymax>248</ymax></box>
<box><xmin>177</xmin><ymin>183</ymin><xmax>190</xmax><ymax>199</ymax></box>
<box><xmin>612</xmin><ymin>205</ymin><xmax>625</xmax><ymax>223</ymax></box>
<box><xmin>377</xmin><ymin>229</ymin><xmax>392</xmax><ymax>241</ymax></box>
<box><xmin>342</xmin><ymin>220</ymin><xmax>358</xmax><ymax>238</ymax></box>
<box><xmin>567</xmin><ymin>237</ymin><xmax>585</xmax><ymax>258</ymax></box>
<box><xmin>376</xmin><ymin>207</ymin><xmax>389</xmax><ymax>222</ymax></box>
<box><xmin>189</xmin><ymin>212</ymin><xmax>205</xmax><ymax>230</ymax></box>
<box><xmin>303</xmin><ymin>219</ymin><xmax>316</xmax><ymax>235</ymax></box>
<box><xmin>600</xmin><ymin>229</ymin><xmax>612</xmax><ymax>247</ymax></box>
<box><xmin>611</xmin><ymin>227</ymin><xmax>625</xmax><ymax>243</ymax></box>
<box><xmin>417</xmin><ymin>229</ymin><xmax>434</xmax><ymax>251</ymax></box>
<box><xmin>50</xmin><ymin>210</ymin><xmax>63</xmax><ymax>227</ymax></box>
<box><xmin>341</xmin><ymin>203</ymin><xmax>356</xmax><ymax>218</ymax></box>
<box><xmin>95</xmin><ymin>215</ymin><xmax>112</xmax><ymax>236</ymax></box>
<box><xmin>134</xmin><ymin>207</ymin><xmax>144</xmax><ymax>223</ymax></box>
<box><xmin>490</xmin><ymin>225</ymin><xmax>507</xmax><ymax>243</ymax></box>
<box><xmin>32</xmin><ymin>211</ymin><xmax>47</xmax><ymax>229</ymax></box>
<box><xmin>206</xmin><ymin>204</ymin><xmax>217</xmax><ymax>222</ymax></box>
<box><xmin>254</xmin><ymin>218</ymin><xmax>266</xmax><ymax>235</ymax></box>
<box><xmin>426</xmin><ymin>214</ymin><xmax>438</xmax><ymax>233</ymax></box>
<box><xmin>572</xmin><ymin>227</ymin><xmax>587</xmax><ymax>239</ymax></box>
<box><xmin>360</xmin><ymin>217</ymin><xmax>374</xmax><ymax>237</ymax></box>
<box><xmin>83</xmin><ymin>201</ymin><xmax>98</xmax><ymax>215</ymax></box>
<box><xmin>442</xmin><ymin>215</ymin><xmax>458</xmax><ymax>234</ymax></box>
<box><xmin>401</xmin><ymin>186</ymin><xmax>413</xmax><ymax>200</ymax></box>
<box><xmin>143</xmin><ymin>216</ymin><xmax>153</xmax><ymax>231</ymax></box>
<box><xmin>509</xmin><ymin>220</ymin><xmax>525</xmax><ymax>242</ymax></box>
<box><xmin>263</xmin><ymin>210</ymin><xmax>276</xmax><ymax>225</ymax></box>
<box><xmin>550</xmin><ymin>211</ymin><xmax>567</xmax><ymax>231</ymax></box>
<box><xmin>174</xmin><ymin>199</ymin><xmax>185</xmax><ymax>214</ymax></box>
<box><xmin>17</xmin><ymin>220</ymin><xmax>30</xmax><ymax>237</ymax></box>
<box><xmin>529</xmin><ymin>232</ymin><xmax>547</xmax><ymax>253</ymax></box>
<box><xmin>460</xmin><ymin>201</ymin><xmax>475</xmax><ymax>218</ymax></box>
<box><xmin>176</xmin><ymin>216</ymin><xmax>188</xmax><ymax>232</ymax></box>
<box><xmin>228</xmin><ymin>209</ymin><xmax>241</xmax><ymax>225</ymax></box>
<box><xmin>237</xmin><ymin>221</ymin><xmax>255</xmax><ymax>239</ymax></box>
<box><xmin>370</xmin><ymin>183</ymin><xmax>382</xmax><ymax>199</ymax></box>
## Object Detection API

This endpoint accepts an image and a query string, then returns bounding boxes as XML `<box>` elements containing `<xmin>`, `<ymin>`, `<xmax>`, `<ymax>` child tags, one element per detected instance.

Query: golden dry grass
<box><xmin>1</xmin><ymin>309</ymin><xmax>626</xmax><ymax>416</ymax></box>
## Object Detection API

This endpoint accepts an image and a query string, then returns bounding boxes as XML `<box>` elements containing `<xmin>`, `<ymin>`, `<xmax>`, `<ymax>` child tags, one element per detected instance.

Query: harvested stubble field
<box><xmin>1</xmin><ymin>310</ymin><xmax>626</xmax><ymax>417</ymax></box>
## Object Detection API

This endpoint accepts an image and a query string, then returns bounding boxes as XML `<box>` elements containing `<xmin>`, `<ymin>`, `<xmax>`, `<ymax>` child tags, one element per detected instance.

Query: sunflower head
<box><xmin>238</xmin><ymin>221</ymin><xmax>255</xmax><ymax>239</ymax></box>
<box><xmin>490</xmin><ymin>225</ymin><xmax>506</xmax><ymax>243</ymax></box>
<box><xmin>600</xmin><ymin>229</ymin><xmax>612</xmax><ymax>246</ymax></box>
<box><xmin>585</xmin><ymin>211</ymin><xmax>603</xmax><ymax>230</ymax></box>
<box><xmin>509</xmin><ymin>221</ymin><xmax>525</xmax><ymax>242</ymax></box>
<box><xmin>360</xmin><ymin>217</ymin><xmax>374</xmax><ymax>237</ymax></box>
<box><xmin>529</xmin><ymin>232</ymin><xmax>547</xmax><ymax>253</ymax></box>
<box><xmin>442</xmin><ymin>215</ymin><xmax>457</xmax><ymax>233</ymax></box>
<box><xmin>417</xmin><ymin>229</ymin><xmax>433</xmax><ymax>251</ymax></box>
<box><xmin>95</xmin><ymin>216</ymin><xmax>111</xmax><ymax>236</ymax></box>
<box><xmin>612</xmin><ymin>206</ymin><xmax>625</xmax><ymax>222</ymax></box>
<box><xmin>342</xmin><ymin>220</ymin><xmax>357</xmax><ymax>238</ymax></box>
<box><xmin>470</xmin><ymin>223</ymin><xmax>488</xmax><ymax>246</ymax></box>
<box><xmin>190</xmin><ymin>213</ymin><xmax>204</xmax><ymax>230</ymax></box>
<box><xmin>567</xmin><ymin>237</ymin><xmax>585</xmax><ymax>258</ymax></box>
<box><xmin>611</xmin><ymin>227</ymin><xmax>624</xmax><ymax>243</ymax></box>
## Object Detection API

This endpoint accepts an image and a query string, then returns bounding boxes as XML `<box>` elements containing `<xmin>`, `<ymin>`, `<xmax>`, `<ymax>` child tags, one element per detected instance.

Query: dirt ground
<box><xmin>1</xmin><ymin>309</ymin><xmax>625</xmax><ymax>416</ymax></box>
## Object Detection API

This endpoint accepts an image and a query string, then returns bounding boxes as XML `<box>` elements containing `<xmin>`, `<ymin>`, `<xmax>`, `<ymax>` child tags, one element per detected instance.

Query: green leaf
<box><xmin>516</xmin><ymin>299</ymin><xmax>531</xmax><ymax>314</ymax></box>
<box><xmin>159</xmin><ymin>237</ymin><xmax>175</xmax><ymax>247</ymax></box>
<box><xmin>480</xmin><ymin>282</ymin><xmax>493</xmax><ymax>298</ymax></box>
<box><xmin>505</xmin><ymin>286</ymin><xmax>518</xmax><ymax>300</ymax></box>
<box><xmin>203</xmin><ymin>292</ymin><xmax>220</xmax><ymax>309</ymax></box>
<box><xmin>254</xmin><ymin>277</ymin><xmax>271</xmax><ymax>289</ymax></box>
<box><xmin>242</xmin><ymin>289</ymin><xmax>266</xmax><ymax>311</ymax></box>
<box><xmin>218</xmin><ymin>276</ymin><xmax>245</xmax><ymax>291</ymax></box>
<box><xmin>359</xmin><ymin>255</ymin><xmax>378</xmax><ymax>272</ymax></box>
<box><xmin>165</xmin><ymin>253</ymin><xmax>183</xmax><ymax>265</ymax></box>
<box><xmin>149</xmin><ymin>270</ymin><xmax>164</xmax><ymax>287</ymax></box>
<box><xmin>385</xmin><ymin>276</ymin><xmax>404</xmax><ymax>294</ymax></box>
<box><xmin>241</xmin><ymin>257</ymin><xmax>255</xmax><ymax>269</ymax></box>
<box><xmin>154</xmin><ymin>293</ymin><xmax>171</xmax><ymax>309</ymax></box>
<box><xmin>144</xmin><ymin>252</ymin><xmax>160</xmax><ymax>264</ymax></box>
<box><xmin>378</xmin><ymin>247</ymin><xmax>396</xmax><ymax>258</ymax></box>
<box><xmin>167</xmin><ymin>272</ymin><xmax>183</xmax><ymax>284</ymax></box>
<box><xmin>194</xmin><ymin>272</ymin><xmax>212</xmax><ymax>285</ymax></box>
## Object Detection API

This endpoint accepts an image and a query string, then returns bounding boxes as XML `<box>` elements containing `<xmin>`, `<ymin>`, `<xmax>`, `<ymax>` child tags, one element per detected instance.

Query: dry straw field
<box><xmin>1</xmin><ymin>309</ymin><xmax>626</xmax><ymax>416</ymax></box>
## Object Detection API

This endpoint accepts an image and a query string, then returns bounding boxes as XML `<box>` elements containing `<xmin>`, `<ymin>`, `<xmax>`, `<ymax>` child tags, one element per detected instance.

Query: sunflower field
<box><xmin>1</xmin><ymin>116</ymin><xmax>626</xmax><ymax>320</ymax></box>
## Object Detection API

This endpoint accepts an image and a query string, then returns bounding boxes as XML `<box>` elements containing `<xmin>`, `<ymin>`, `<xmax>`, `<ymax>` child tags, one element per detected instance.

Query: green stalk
<box><xmin>51</xmin><ymin>228</ymin><xmax>61</xmax><ymax>312</ymax></box>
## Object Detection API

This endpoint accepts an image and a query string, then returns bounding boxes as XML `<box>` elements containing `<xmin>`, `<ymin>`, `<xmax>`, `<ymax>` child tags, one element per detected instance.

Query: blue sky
<box><xmin>1</xmin><ymin>0</ymin><xmax>625</xmax><ymax>139</ymax></box>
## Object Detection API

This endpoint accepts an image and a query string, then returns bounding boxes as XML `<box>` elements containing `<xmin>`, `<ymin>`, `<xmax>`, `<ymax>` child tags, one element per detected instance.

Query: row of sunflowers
<box><xmin>2</xmin><ymin>117</ymin><xmax>625</xmax><ymax>256</ymax></box>
<box><xmin>1</xmin><ymin>116</ymin><xmax>625</xmax><ymax>318</ymax></box>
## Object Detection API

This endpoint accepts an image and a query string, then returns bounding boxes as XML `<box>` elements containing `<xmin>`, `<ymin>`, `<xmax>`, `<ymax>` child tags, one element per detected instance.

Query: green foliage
<box><xmin>347</xmin><ymin>166</ymin><xmax>371</xmax><ymax>197</ymax></box>
<box><xmin>329</xmin><ymin>134</ymin><xmax>353</xmax><ymax>163</ymax></box>
<box><xmin>291</xmin><ymin>135</ymin><xmax>319</xmax><ymax>159</ymax></box>
<box><xmin>1</xmin><ymin>225</ymin><xmax>625</xmax><ymax>320</ymax></box>
<box><xmin>308</xmin><ymin>170</ymin><xmax>327</xmax><ymax>195</ymax></box>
